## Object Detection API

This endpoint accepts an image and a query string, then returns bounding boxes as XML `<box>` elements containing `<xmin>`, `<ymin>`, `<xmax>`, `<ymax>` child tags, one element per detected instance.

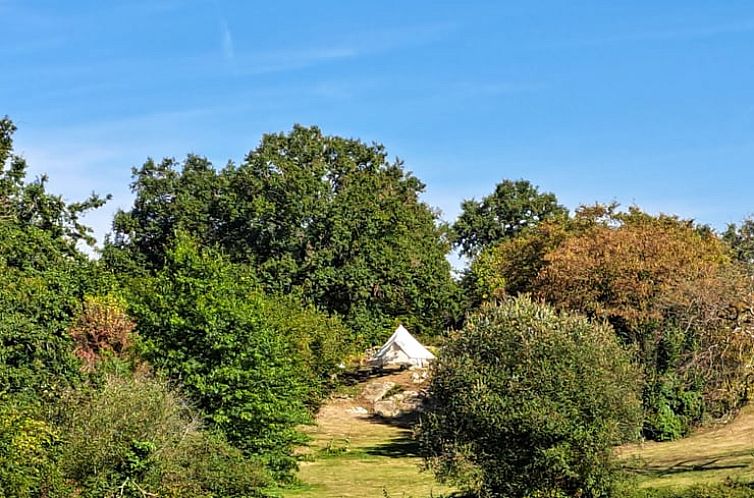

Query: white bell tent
<box><xmin>371</xmin><ymin>325</ymin><xmax>436</xmax><ymax>368</ymax></box>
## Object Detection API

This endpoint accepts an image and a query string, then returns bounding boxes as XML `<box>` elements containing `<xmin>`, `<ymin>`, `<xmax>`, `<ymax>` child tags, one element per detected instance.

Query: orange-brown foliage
<box><xmin>69</xmin><ymin>295</ymin><xmax>136</xmax><ymax>371</ymax></box>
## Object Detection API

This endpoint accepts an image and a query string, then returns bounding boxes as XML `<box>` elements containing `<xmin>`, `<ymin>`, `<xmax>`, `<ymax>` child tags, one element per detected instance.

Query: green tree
<box><xmin>1</xmin><ymin>117</ymin><xmax>110</xmax><ymax>255</ymax></box>
<box><xmin>723</xmin><ymin>216</ymin><xmax>754</xmax><ymax>267</ymax></box>
<box><xmin>453</xmin><ymin>179</ymin><xmax>567</xmax><ymax>258</ymax></box>
<box><xmin>108</xmin><ymin>126</ymin><xmax>459</xmax><ymax>342</ymax></box>
<box><xmin>129</xmin><ymin>235</ymin><xmax>325</xmax><ymax>475</ymax></box>
<box><xmin>418</xmin><ymin>297</ymin><xmax>642</xmax><ymax>498</ymax></box>
<box><xmin>0</xmin><ymin>117</ymin><xmax>114</xmax><ymax>396</ymax></box>
<box><xmin>108</xmin><ymin>155</ymin><xmax>221</xmax><ymax>272</ymax></box>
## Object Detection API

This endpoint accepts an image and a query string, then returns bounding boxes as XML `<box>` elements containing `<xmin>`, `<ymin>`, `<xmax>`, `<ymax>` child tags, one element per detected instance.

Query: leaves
<box><xmin>108</xmin><ymin>125</ymin><xmax>460</xmax><ymax>343</ymax></box>
<box><xmin>453</xmin><ymin>179</ymin><xmax>567</xmax><ymax>258</ymax></box>
<box><xmin>418</xmin><ymin>297</ymin><xmax>642</xmax><ymax>498</ymax></box>
<box><xmin>467</xmin><ymin>206</ymin><xmax>754</xmax><ymax>439</ymax></box>
<box><xmin>129</xmin><ymin>236</ymin><xmax>321</xmax><ymax>473</ymax></box>
<box><xmin>0</xmin><ymin>116</ymin><xmax>110</xmax><ymax>252</ymax></box>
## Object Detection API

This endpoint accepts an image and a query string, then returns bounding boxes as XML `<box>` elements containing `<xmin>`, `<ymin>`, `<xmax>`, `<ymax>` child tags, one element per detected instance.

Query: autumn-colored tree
<box><xmin>461</xmin><ymin>203</ymin><xmax>617</xmax><ymax>308</ymax></box>
<box><xmin>533</xmin><ymin>209</ymin><xmax>754</xmax><ymax>438</ymax></box>
<box><xmin>463</xmin><ymin>217</ymin><xmax>570</xmax><ymax>306</ymax></box>
<box><xmin>465</xmin><ymin>205</ymin><xmax>754</xmax><ymax>439</ymax></box>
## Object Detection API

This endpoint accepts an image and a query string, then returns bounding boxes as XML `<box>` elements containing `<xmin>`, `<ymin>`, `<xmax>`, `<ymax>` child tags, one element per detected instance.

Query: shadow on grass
<box><xmin>626</xmin><ymin>448</ymin><xmax>754</xmax><ymax>478</ymax></box>
<box><xmin>369</xmin><ymin>410</ymin><xmax>421</xmax><ymax>429</ymax></box>
<box><xmin>365</xmin><ymin>430</ymin><xmax>422</xmax><ymax>458</ymax></box>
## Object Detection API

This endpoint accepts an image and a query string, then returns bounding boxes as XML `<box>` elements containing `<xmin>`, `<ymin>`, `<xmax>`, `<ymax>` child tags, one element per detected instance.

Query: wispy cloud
<box><xmin>540</xmin><ymin>19</ymin><xmax>754</xmax><ymax>50</ymax></box>
<box><xmin>220</xmin><ymin>18</ymin><xmax>234</xmax><ymax>61</ymax></box>
<box><xmin>236</xmin><ymin>46</ymin><xmax>358</xmax><ymax>75</ymax></box>
<box><xmin>232</xmin><ymin>20</ymin><xmax>455</xmax><ymax>75</ymax></box>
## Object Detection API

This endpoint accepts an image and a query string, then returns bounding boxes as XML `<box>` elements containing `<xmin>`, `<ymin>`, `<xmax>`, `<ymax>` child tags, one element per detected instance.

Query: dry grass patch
<box><xmin>620</xmin><ymin>405</ymin><xmax>754</xmax><ymax>489</ymax></box>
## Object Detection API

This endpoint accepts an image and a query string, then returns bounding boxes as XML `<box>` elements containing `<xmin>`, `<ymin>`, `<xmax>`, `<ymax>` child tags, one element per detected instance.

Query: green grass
<box><xmin>280</xmin><ymin>378</ymin><xmax>454</xmax><ymax>498</ymax></box>
<box><xmin>620</xmin><ymin>406</ymin><xmax>754</xmax><ymax>490</ymax></box>
<box><xmin>284</xmin><ymin>376</ymin><xmax>754</xmax><ymax>497</ymax></box>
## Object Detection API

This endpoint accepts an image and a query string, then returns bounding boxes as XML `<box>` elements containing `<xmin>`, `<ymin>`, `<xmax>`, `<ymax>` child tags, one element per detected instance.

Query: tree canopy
<box><xmin>108</xmin><ymin>125</ymin><xmax>460</xmax><ymax>342</ymax></box>
<box><xmin>1</xmin><ymin>117</ymin><xmax>110</xmax><ymax>255</ymax></box>
<box><xmin>724</xmin><ymin>216</ymin><xmax>754</xmax><ymax>267</ymax></box>
<box><xmin>128</xmin><ymin>235</ymin><xmax>349</xmax><ymax>474</ymax></box>
<box><xmin>466</xmin><ymin>205</ymin><xmax>754</xmax><ymax>439</ymax></box>
<box><xmin>452</xmin><ymin>178</ymin><xmax>566</xmax><ymax>258</ymax></box>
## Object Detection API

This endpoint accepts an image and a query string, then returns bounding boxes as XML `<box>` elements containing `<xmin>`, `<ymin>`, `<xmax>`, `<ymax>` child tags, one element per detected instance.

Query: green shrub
<box><xmin>160</xmin><ymin>431</ymin><xmax>271</xmax><ymax>497</ymax></box>
<box><xmin>55</xmin><ymin>373</ymin><xmax>271</xmax><ymax>497</ymax></box>
<box><xmin>0</xmin><ymin>222</ymin><xmax>121</xmax><ymax>398</ymax></box>
<box><xmin>417</xmin><ymin>297</ymin><xmax>643</xmax><ymax>498</ymax></box>
<box><xmin>0</xmin><ymin>396</ymin><xmax>69</xmax><ymax>498</ymax></box>
<box><xmin>262</xmin><ymin>295</ymin><xmax>354</xmax><ymax>409</ymax></box>
<box><xmin>129</xmin><ymin>236</ymin><xmax>313</xmax><ymax>476</ymax></box>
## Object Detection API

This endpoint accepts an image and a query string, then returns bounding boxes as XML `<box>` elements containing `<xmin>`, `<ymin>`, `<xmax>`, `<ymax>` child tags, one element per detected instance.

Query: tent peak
<box><xmin>370</xmin><ymin>324</ymin><xmax>435</xmax><ymax>369</ymax></box>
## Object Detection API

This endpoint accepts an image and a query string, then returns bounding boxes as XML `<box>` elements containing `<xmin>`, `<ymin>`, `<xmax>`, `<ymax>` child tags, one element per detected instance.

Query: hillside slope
<box><xmin>621</xmin><ymin>406</ymin><xmax>754</xmax><ymax>489</ymax></box>
<box><xmin>282</xmin><ymin>370</ymin><xmax>453</xmax><ymax>498</ymax></box>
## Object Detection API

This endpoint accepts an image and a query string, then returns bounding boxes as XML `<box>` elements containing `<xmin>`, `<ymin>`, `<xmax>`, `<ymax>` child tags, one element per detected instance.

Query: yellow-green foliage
<box><xmin>0</xmin><ymin>375</ymin><xmax>273</xmax><ymax>498</ymax></box>
<box><xmin>55</xmin><ymin>374</ymin><xmax>271</xmax><ymax>497</ymax></box>
<box><xmin>0</xmin><ymin>398</ymin><xmax>66</xmax><ymax>497</ymax></box>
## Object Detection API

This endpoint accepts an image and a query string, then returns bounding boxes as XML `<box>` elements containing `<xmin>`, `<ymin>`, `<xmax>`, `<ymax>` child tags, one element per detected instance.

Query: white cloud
<box><xmin>220</xmin><ymin>18</ymin><xmax>234</xmax><ymax>61</ymax></box>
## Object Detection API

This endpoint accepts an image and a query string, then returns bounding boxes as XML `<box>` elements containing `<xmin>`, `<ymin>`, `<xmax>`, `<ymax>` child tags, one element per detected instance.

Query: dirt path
<box><xmin>282</xmin><ymin>370</ymin><xmax>453</xmax><ymax>498</ymax></box>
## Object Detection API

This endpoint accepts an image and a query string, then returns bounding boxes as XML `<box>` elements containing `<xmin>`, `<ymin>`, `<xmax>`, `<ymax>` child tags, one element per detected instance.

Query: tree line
<box><xmin>2</xmin><ymin>116</ymin><xmax>754</xmax><ymax>497</ymax></box>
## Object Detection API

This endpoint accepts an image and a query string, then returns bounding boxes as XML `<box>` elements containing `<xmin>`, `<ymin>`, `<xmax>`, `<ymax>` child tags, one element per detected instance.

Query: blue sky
<box><xmin>2</xmin><ymin>1</ymin><xmax>754</xmax><ymax>258</ymax></box>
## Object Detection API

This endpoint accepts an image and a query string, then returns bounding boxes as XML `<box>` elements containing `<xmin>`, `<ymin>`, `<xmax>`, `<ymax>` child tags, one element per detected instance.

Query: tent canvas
<box><xmin>371</xmin><ymin>325</ymin><xmax>435</xmax><ymax>368</ymax></box>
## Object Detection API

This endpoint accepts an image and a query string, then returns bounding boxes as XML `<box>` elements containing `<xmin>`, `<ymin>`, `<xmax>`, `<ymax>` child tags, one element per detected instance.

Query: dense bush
<box><xmin>54</xmin><ymin>374</ymin><xmax>270</xmax><ymax>498</ymax></box>
<box><xmin>467</xmin><ymin>206</ymin><xmax>754</xmax><ymax>440</ymax></box>
<box><xmin>418</xmin><ymin>297</ymin><xmax>642</xmax><ymax>498</ymax></box>
<box><xmin>0</xmin><ymin>396</ymin><xmax>67</xmax><ymax>498</ymax></box>
<box><xmin>261</xmin><ymin>294</ymin><xmax>354</xmax><ymax>409</ymax></box>
<box><xmin>0</xmin><ymin>224</ymin><xmax>117</xmax><ymax>396</ymax></box>
<box><xmin>129</xmin><ymin>235</ymin><xmax>350</xmax><ymax>475</ymax></box>
<box><xmin>1</xmin><ymin>377</ymin><xmax>271</xmax><ymax>498</ymax></box>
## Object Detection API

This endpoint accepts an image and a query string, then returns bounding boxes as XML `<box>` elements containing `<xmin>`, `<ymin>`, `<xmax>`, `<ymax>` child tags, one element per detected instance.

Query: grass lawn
<box><xmin>282</xmin><ymin>371</ymin><xmax>754</xmax><ymax>497</ymax></box>
<box><xmin>280</xmin><ymin>375</ymin><xmax>454</xmax><ymax>498</ymax></box>
<box><xmin>620</xmin><ymin>405</ymin><xmax>754</xmax><ymax>490</ymax></box>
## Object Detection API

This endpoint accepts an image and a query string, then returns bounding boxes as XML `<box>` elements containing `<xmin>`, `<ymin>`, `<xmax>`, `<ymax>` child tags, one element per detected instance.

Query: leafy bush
<box><xmin>418</xmin><ymin>297</ymin><xmax>642</xmax><ymax>498</ymax></box>
<box><xmin>262</xmin><ymin>295</ymin><xmax>354</xmax><ymax>409</ymax></box>
<box><xmin>129</xmin><ymin>235</ymin><xmax>316</xmax><ymax>475</ymax></box>
<box><xmin>55</xmin><ymin>374</ymin><xmax>271</xmax><ymax>497</ymax></box>
<box><xmin>0</xmin><ymin>226</ymin><xmax>118</xmax><ymax>396</ymax></box>
<box><xmin>0</xmin><ymin>396</ymin><xmax>68</xmax><ymax>498</ymax></box>
<box><xmin>469</xmin><ymin>206</ymin><xmax>754</xmax><ymax>440</ymax></box>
